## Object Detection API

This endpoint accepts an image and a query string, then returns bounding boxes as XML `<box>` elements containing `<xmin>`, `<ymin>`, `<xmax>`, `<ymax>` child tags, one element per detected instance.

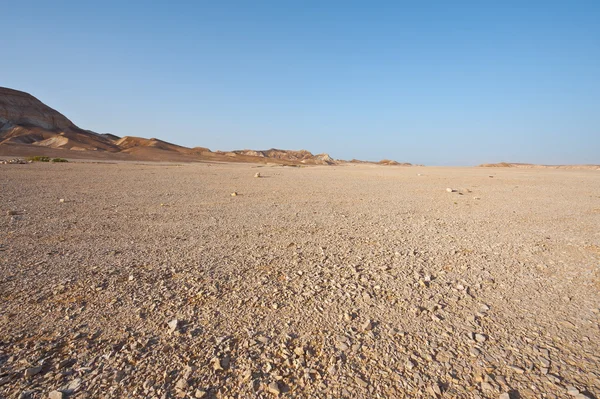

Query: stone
<box><xmin>59</xmin><ymin>199</ymin><xmax>65</xmax><ymax>203</ymax></box>
<box><xmin>254</xmin><ymin>172</ymin><xmax>261</xmax><ymax>178</ymax></box>
<box><xmin>168</xmin><ymin>319</ymin><xmax>179</xmax><ymax>332</ymax></box>
<box><xmin>361</xmin><ymin>320</ymin><xmax>373</xmax><ymax>331</ymax></box>
<box><xmin>499</xmin><ymin>394</ymin><xmax>510</xmax><ymax>399</ymax></box>
<box><xmin>231</xmin><ymin>192</ymin><xmax>238</xmax><ymax>197</ymax></box>
<box><xmin>6</xmin><ymin>210</ymin><xmax>18</xmax><ymax>216</ymax></box>
<box><xmin>211</xmin><ymin>357</ymin><xmax>223</xmax><ymax>371</ymax></box>
<box><xmin>355</xmin><ymin>376</ymin><xmax>368</xmax><ymax>388</ymax></box>
<box><xmin>267</xmin><ymin>381</ymin><xmax>280</xmax><ymax>395</ymax></box>
<box><xmin>175</xmin><ymin>378</ymin><xmax>188</xmax><ymax>391</ymax></box>
<box><xmin>24</xmin><ymin>365</ymin><xmax>42</xmax><ymax>377</ymax></box>
<box><xmin>469</xmin><ymin>347</ymin><xmax>481</xmax><ymax>357</ymax></box>
<box><xmin>194</xmin><ymin>389</ymin><xmax>207</xmax><ymax>398</ymax></box>
<box><xmin>49</xmin><ymin>391</ymin><xmax>64</xmax><ymax>399</ymax></box>
<box><xmin>566</xmin><ymin>386</ymin><xmax>579</xmax><ymax>396</ymax></box>
<box><xmin>446</xmin><ymin>188</ymin><xmax>454</xmax><ymax>193</ymax></box>
<box><xmin>481</xmin><ymin>381</ymin><xmax>494</xmax><ymax>391</ymax></box>
<box><xmin>475</xmin><ymin>333</ymin><xmax>486</xmax><ymax>342</ymax></box>
<box><xmin>508</xmin><ymin>365</ymin><xmax>524</xmax><ymax>374</ymax></box>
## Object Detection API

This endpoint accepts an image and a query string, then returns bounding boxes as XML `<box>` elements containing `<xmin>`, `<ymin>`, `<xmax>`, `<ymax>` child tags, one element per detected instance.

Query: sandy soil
<box><xmin>1</xmin><ymin>162</ymin><xmax>599</xmax><ymax>399</ymax></box>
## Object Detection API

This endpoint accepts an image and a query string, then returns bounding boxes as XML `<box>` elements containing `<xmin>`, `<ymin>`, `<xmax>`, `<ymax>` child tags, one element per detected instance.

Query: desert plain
<box><xmin>0</xmin><ymin>161</ymin><xmax>599</xmax><ymax>399</ymax></box>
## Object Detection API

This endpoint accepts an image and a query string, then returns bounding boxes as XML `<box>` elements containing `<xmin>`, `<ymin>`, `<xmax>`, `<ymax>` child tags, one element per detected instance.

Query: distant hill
<box><xmin>479</xmin><ymin>162</ymin><xmax>599</xmax><ymax>170</ymax></box>
<box><xmin>0</xmin><ymin>87</ymin><xmax>411</xmax><ymax>166</ymax></box>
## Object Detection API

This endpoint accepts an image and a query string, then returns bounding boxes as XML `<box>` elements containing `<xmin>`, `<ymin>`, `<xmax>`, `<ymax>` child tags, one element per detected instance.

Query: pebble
<box><xmin>24</xmin><ymin>365</ymin><xmax>42</xmax><ymax>377</ymax></box>
<box><xmin>499</xmin><ymin>393</ymin><xmax>510</xmax><ymax>399</ymax></box>
<box><xmin>59</xmin><ymin>199</ymin><xmax>65</xmax><ymax>203</ymax></box>
<box><xmin>194</xmin><ymin>389</ymin><xmax>207</xmax><ymax>398</ymax></box>
<box><xmin>361</xmin><ymin>320</ymin><xmax>373</xmax><ymax>331</ymax></box>
<box><xmin>267</xmin><ymin>381</ymin><xmax>280</xmax><ymax>395</ymax></box>
<box><xmin>475</xmin><ymin>333</ymin><xmax>486</xmax><ymax>342</ymax></box>
<box><xmin>446</xmin><ymin>188</ymin><xmax>454</xmax><ymax>193</ymax></box>
<box><xmin>481</xmin><ymin>381</ymin><xmax>494</xmax><ymax>391</ymax></box>
<box><xmin>254</xmin><ymin>172</ymin><xmax>261</xmax><ymax>178</ymax></box>
<box><xmin>49</xmin><ymin>391</ymin><xmax>64</xmax><ymax>399</ymax></box>
<box><xmin>168</xmin><ymin>319</ymin><xmax>179</xmax><ymax>333</ymax></box>
<box><xmin>231</xmin><ymin>192</ymin><xmax>238</xmax><ymax>196</ymax></box>
<box><xmin>176</xmin><ymin>378</ymin><xmax>188</xmax><ymax>390</ymax></box>
<box><xmin>508</xmin><ymin>365</ymin><xmax>524</xmax><ymax>374</ymax></box>
<box><xmin>355</xmin><ymin>376</ymin><xmax>368</xmax><ymax>388</ymax></box>
<box><xmin>6</xmin><ymin>210</ymin><xmax>18</xmax><ymax>216</ymax></box>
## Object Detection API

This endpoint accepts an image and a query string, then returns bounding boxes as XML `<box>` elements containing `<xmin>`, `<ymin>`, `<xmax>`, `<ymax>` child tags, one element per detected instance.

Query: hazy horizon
<box><xmin>2</xmin><ymin>1</ymin><xmax>599</xmax><ymax>166</ymax></box>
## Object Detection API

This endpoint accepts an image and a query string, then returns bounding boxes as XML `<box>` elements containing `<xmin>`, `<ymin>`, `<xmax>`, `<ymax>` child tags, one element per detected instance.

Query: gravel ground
<box><xmin>1</xmin><ymin>161</ymin><xmax>599</xmax><ymax>399</ymax></box>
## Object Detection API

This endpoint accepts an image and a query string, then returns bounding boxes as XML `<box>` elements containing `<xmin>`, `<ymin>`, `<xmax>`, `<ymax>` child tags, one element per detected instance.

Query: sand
<box><xmin>1</xmin><ymin>161</ymin><xmax>599</xmax><ymax>398</ymax></box>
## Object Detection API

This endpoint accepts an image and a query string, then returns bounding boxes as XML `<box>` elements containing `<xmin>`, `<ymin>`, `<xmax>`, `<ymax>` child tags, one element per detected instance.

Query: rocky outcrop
<box><xmin>232</xmin><ymin>149</ymin><xmax>337</xmax><ymax>165</ymax></box>
<box><xmin>0</xmin><ymin>87</ymin><xmax>120</xmax><ymax>151</ymax></box>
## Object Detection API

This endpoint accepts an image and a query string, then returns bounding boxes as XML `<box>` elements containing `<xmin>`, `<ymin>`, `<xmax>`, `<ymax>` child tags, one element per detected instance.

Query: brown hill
<box><xmin>0</xmin><ymin>87</ymin><xmax>412</xmax><ymax>166</ymax></box>
<box><xmin>232</xmin><ymin>148</ymin><xmax>336</xmax><ymax>165</ymax></box>
<box><xmin>0</xmin><ymin>87</ymin><xmax>120</xmax><ymax>152</ymax></box>
<box><xmin>479</xmin><ymin>162</ymin><xmax>600</xmax><ymax>170</ymax></box>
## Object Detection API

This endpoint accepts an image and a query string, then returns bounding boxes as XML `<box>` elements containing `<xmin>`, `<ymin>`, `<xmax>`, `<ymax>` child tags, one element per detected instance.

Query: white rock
<box><xmin>475</xmin><ymin>333</ymin><xmax>487</xmax><ymax>342</ymax></box>
<box><xmin>167</xmin><ymin>319</ymin><xmax>179</xmax><ymax>332</ymax></box>
<box><xmin>49</xmin><ymin>391</ymin><xmax>64</xmax><ymax>399</ymax></box>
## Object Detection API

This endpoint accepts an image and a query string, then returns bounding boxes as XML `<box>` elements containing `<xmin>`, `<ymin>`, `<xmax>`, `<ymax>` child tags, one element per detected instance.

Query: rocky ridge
<box><xmin>0</xmin><ymin>87</ymin><xmax>408</xmax><ymax>166</ymax></box>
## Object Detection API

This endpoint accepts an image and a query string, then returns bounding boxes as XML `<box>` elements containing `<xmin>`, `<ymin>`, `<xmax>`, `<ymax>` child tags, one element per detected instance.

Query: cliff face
<box><xmin>0</xmin><ymin>87</ymin><xmax>120</xmax><ymax>151</ymax></box>
<box><xmin>0</xmin><ymin>87</ymin><xmax>75</xmax><ymax>131</ymax></box>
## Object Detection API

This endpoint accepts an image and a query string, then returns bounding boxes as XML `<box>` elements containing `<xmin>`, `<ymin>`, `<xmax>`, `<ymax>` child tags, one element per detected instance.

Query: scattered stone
<box><xmin>254</xmin><ymin>172</ymin><xmax>261</xmax><ymax>178</ymax></box>
<box><xmin>508</xmin><ymin>365</ymin><xmax>524</xmax><ymax>374</ymax></box>
<box><xmin>211</xmin><ymin>357</ymin><xmax>224</xmax><ymax>371</ymax></box>
<box><xmin>475</xmin><ymin>333</ymin><xmax>487</xmax><ymax>342</ymax></box>
<box><xmin>49</xmin><ymin>391</ymin><xmax>64</xmax><ymax>399</ymax></box>
<box><xmin>175</xmin><ymin>378</ymin><xmax>188</xmax><ymax>391</ymax></box>
<box><xmin>168</xmin><ymin>319</ymin><xmax>179</xmax><ymax>333</ymax></box>
<box><xmin>231</xmin><ymin>192</ymin><xmax>238</xmax><ymax>197</ymax></box>
<box><xmin>481</xmin><ymin>381</ymin><xmax>494</xmax><ymax>391</ymax></box>
<box><xmin>267</xmin><ymin>381</ymin><xmax>280</xmax><ymax>395</ymax></box>
<box><xmin>24</xmin><ymin>365</ymin><xmax>42</xmax><ymax>377</ymax></box>
<box><xmin>355</xmin><ymin>376</ymin><xmax>368</xmax><ymax>388</ymax></box>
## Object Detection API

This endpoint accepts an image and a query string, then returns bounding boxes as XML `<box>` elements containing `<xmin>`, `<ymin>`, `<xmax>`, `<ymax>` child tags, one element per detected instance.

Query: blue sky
<box><xmin>2</xmin><ymin>1</ymin><xmax>599</xmax><ymax>165</ymax></box>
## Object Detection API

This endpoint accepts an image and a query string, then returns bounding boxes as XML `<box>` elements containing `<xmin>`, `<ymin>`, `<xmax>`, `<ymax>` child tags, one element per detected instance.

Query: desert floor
<box><xmin>1</xmin><ymin>161</ymin><xmax>599</xmax><ymax>399</ymax></box>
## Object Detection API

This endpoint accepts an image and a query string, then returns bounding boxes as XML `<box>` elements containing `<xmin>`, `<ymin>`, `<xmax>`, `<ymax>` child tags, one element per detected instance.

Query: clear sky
<box><xmin>2</xmin><ymin>1</ymin><xmax>599</xmax><ymax>165</ymax></box>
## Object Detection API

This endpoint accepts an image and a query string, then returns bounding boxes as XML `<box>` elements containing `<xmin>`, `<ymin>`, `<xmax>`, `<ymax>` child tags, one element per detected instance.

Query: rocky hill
<box><xmin>0</xmin><ymin>87</ymin><xmax>411</xmax><ymax>166</ymax></box>
<box><xmin>479</xmin><ymin>162</ymin><xmax>600</xmax><ymax>170</ymax></box>
<box><xmin>0</xmin><ymin>87</ymin><xmax>120</xmax><ymax>152</ymax></box>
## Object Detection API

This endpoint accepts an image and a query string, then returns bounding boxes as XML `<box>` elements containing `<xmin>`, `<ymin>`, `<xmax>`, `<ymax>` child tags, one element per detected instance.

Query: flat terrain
<box><xmin>1</xmin><ymin>162</ymin><xmax>599</xmax><ymax>399</ymax></box>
